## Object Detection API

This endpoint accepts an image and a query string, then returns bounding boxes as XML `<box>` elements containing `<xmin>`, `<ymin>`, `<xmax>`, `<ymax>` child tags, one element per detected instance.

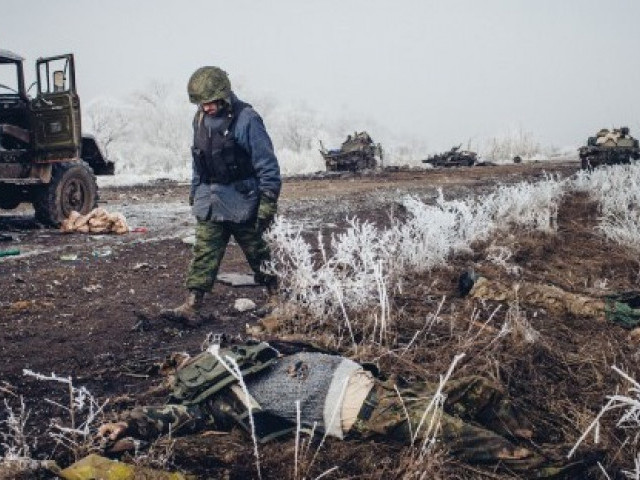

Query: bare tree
<box><xmin>84</xmin><ymin>99</ymin><xmax>132</xmax><ymax>158</ymax></box>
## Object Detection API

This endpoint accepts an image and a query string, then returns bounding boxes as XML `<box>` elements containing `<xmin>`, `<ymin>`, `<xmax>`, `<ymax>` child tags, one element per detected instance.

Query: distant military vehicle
<box><xmin>422</xmin><ymin>145</ymin><xmax>477</xmax><ymax>168</ymax></box>
<box><xmin>320</xmin><ymin>131</ymin><xmax>383</xmax><ymax>172</ymax></box>
<box><xmin>0</xmin><ymin>50</ymin><xmax>113</xmax><ymax>225</ymax></box>
<box><xmin>579</xmin><ymin>127</ymin><xmax>640</xmax><ymax>170</ymax></box>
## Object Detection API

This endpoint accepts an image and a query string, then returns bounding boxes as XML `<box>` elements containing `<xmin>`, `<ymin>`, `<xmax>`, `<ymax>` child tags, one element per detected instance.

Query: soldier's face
<box><xmin>202</xmin><ymin>101</ymin><xmax>219</xmax><ymax>116</ymax></box>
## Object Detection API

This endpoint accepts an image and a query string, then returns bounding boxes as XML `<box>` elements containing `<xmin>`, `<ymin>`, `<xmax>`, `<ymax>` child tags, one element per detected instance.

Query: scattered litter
<box><xmin>132</xmin><ymin>262</ymin><xmax>150</xmax><ymax>271</ymax></box>
<box><xmin>234</xmin><ymin>298</ymin><xmax>257</xmax><ymax>312</ymax></box>
<box><xmin>0</xmin><ymin>248</ymin><xmax>20</xmax><ymax>257</ymax></box>
<box><xmin>82</xmin><ymin>284</ymin><xmax>102</xmax><ymax>293</ymax></box>
<box><xmin>9</xmin><ymin>300</ymin><xmax>31</xmax><ymax>312</ymax></box>
<box><xmin>60</xmin><ymin>254</ymin><xmax>79</xmax><ymax>261</ymax></box>
<box><xmin>61</xmin><ymin>208</ymin><xmax>129</xmax><ymax>234</ymax></box>
<box><xmin>59</xmin><ymin>454</ymin><xmax>186</xmax><ymax>480</ymax></box>
<box><xmin>92</xmin><ymin>248</ymin><xmax>112</xmax><ymax>258</ymax></box>
<box><xmin>182</xmin><ymin>235</ymin><xmax>196</xmax><ymax>245</ymax></box>
<box><xmin>131</xmin><ymin>226</ymin><xmax>148</xmax><ymax>233</ymax></box>
<box><xmin>218</xmin><ymin>272</ymin><xmax>258</xmax><ymax>287</ymax></box>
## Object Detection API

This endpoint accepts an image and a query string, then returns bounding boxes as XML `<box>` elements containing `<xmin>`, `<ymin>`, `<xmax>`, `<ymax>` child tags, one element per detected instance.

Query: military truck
<box><xmin>422</xmin><ymin>145</ymin><xmax>477</xmax><ymax>168</ymax></box>
<box><xmin>579</xmin><ymin>127</ymin><xmax>640</xmax><ymax>170</ymax></box>
<box><xmin>320</xmin><ymin>131</ymin><xmax>383</xmax><ymax>172</ymax></box>
<box><xmin>0</xmin><ymin>50</ymin><xmax>113</xmax><ymax>225</ymax></box>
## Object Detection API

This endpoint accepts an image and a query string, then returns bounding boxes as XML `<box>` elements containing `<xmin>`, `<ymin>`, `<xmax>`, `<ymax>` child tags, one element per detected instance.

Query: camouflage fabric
<box><xmin>470</xmin><ymin>277</ymin><xmax>606</xmax><ymax>319</ymax></box>
<box><xmin>187</xmin><ymin>66</ymin><xmax>231</xmax><ymax>105</ymax></box>
<box><xmin>186</xmin><ymin>219</ymin><xmax>275</xmax><ymax>292</ymax></box>
<box><xmin>351</xmin><ymin>376</ymin><xmax>568</xmax><ymax>476</ymax></box>
<box><xmin>121</xmin><ymin>403</ymin><xmax>206</xmax><ymax>439</ymax></box>
<box><xmin>470</xmin><ymin>277</ymin><xmax>640</xmax><ymax>329</ymax></box>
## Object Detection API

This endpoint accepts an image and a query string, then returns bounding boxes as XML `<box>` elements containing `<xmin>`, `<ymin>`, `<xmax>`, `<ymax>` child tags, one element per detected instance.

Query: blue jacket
<box><xmin>191</xmin><ymin>93</ymin><xmax>281</xmax><ymax>223</ymax></box>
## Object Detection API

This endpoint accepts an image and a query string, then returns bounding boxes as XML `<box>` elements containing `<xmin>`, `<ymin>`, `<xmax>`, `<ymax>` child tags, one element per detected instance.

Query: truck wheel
<box><xmin>33</xmin><ymin>161</ymin><xmax>98</xmax><ymax>226</ymax></box>
<box><xmin>0</xmin><ymin>185</ymin><xmax>22</xmax><ymax>210</ymax></box>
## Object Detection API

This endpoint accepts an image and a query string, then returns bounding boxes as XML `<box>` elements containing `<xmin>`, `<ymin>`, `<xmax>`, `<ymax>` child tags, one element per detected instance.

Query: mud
<box><xmin>3</xmin><ymin>160</ymin><xmax>635</xmax><ymax>479</ymax></box>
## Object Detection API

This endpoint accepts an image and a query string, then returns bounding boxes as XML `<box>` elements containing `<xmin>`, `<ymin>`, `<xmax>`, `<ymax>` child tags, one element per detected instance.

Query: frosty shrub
<box><xmin>570</xmin><ymin>366</ymin><xmax>640</xmax><ymax>478</ymax></box>
<box><xmin>22</xmin><ymin>370</ymin><xmax>107</xmax><ymax>456</ymax></box>
<box><xmin>0</xmin><ymin>397</ymin><xmax>33</xmax><ymax>462</ymax></box>
<box><xmin>481</xmin><ymin>128</ymin><xmax>541</xmax><ymax>163</ymax></box>
<box><xmin>573</xmin><ymin>164</ymin><xmax>640</xmax><ymax>252</ymax></box>
<box><xmin>266</xmin><ymin>175</ymin><xmax>566</xmax><ymax>338</ymax></box>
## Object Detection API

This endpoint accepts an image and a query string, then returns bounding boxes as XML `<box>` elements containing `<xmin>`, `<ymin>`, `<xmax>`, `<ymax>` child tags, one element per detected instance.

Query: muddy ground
<box><xmin>1</xmin><ymin>160</ymin><xmax>638</xmax><ymax>479</ymax></box>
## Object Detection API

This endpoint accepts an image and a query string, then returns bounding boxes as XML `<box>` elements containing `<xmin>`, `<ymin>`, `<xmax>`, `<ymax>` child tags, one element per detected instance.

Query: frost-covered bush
<box><xmin>573</xmin><ymin>164</ymin><xmax>640</xmax><ymax>252</ymax></box>
<box><xmin>481</xmin><ymin>128</ymin><xmax>541</xmax><ymax>163</ymax></box>
<box><xmin>266</xmin><ymin>176</ymin><xmax>566</xmax><ymax>326</ymax></box>
<box><xmin>570</xmin><ymin>366</ymin><xmax>640</xmax><ymax>478</ymax></box>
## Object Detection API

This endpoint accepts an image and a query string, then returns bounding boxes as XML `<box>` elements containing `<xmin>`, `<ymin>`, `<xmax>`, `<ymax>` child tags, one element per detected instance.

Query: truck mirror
<box><xmin>53</xmin><ymin>70</ymin><xmax>65</xmax><ymax>92</ymax></box>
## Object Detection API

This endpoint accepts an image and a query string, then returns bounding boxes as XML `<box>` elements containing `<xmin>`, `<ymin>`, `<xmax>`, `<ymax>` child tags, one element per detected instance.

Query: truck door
<box><xmin>31</xmin><ymin>54</ymin><xmax>81</xmax><ymax>162</ymax></box>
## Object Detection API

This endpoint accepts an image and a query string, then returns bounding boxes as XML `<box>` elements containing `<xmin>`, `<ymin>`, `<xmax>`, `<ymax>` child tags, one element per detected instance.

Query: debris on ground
<box><xmin>92</xmin><ymin>247</ymin><xmax>113</xmax><ymax>258</ymax></box>
<box><xmin>218</xmin><ymin>272</ymin><xmax>258</xmax><ymax>287</ymax></box>
<box><xmin>60</xmin><ymin>208</ymin><xmax>129</xmax><ymax>234</ymax></box>
<box><xmin>58</xmin><ymin>454</ymin><xmax>188</xmax><ymax>480</ymax></box>
<box><xmin>234</xmin><ymin>298</ymin><xmax>256</xmax><ymax>312</ymax></box>
<box><xmin>0</xmin><ymin>248</ymin><xmax>20</xmax><ymax>257</ymax></box>
<box><xmin>181</xmin><ymin>234</ymin><xmax>196</xmax><ymax>245</ymax></box>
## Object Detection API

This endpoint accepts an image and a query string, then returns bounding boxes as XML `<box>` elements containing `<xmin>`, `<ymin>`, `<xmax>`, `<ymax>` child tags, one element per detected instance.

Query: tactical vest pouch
<box><xmin>170</xmin><ymin>342</ymin><xmax>279</xmax><ymax>406</ymax></box>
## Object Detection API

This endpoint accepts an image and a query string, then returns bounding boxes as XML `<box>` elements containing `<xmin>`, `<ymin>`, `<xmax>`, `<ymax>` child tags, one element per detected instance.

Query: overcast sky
<box><xmin>3</xmin><ymin>0</ymin><xmax>640</xmax><ymax>150</ymax></box>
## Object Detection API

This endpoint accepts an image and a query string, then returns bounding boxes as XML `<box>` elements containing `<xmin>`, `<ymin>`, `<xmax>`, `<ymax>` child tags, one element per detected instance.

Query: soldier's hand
<box><xmin>98</xmin><ymin>421</ymin><xmax>129</xmax><ymax>441</ymax></box>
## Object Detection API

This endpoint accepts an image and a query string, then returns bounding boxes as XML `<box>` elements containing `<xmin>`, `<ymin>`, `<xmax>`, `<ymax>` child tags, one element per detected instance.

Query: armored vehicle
<box><xmin>320</xmin><ymin>131</ymin><xmax>383</xmax><ymax>172</ymax></box>
<box><xmin>0</xmin><ymin>50</ymin><xmax>113</xmax><ymax>225</ymax></box>
<box><xmin>579</xmin><ymin>127</ymin><xmax>640</xmax><ymax>170</ymax></box>
<box><xmin>422</xmin><ymin>145</ymin><xmax>477</xmax><ymax>168</ymax></box>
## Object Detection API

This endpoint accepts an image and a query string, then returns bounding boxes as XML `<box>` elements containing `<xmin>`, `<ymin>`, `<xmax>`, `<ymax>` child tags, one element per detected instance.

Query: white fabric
<box><xmin>341</xmin><ymin>369</ymin><xmax>375</xmax><ymax>433</ymax></box>
<box><xmin>323</xmin><ymin>358</ymin><xmax>362</xmax><ymax>439</ymax></box>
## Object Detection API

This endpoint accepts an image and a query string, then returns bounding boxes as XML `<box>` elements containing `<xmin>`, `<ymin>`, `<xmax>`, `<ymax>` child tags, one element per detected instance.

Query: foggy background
<box><xmin>3</xmin><ymin>0</ymin><xmax>639</xmax><ymax>179</ymax></box>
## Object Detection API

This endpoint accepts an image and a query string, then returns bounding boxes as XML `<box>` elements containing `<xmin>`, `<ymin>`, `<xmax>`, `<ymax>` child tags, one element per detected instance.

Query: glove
<box><xmin>189</xmin><ymin>194</ymin><xmax>194</xmax><ymax>206</ymax></box>
<box><xmin>256</xmin><ymin>194</ymin><xmax>278</xmax><ymax>233</ymax></box>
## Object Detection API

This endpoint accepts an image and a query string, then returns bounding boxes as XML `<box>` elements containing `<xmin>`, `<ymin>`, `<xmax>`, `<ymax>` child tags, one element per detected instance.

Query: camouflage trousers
<box><xmin>186</xmin><ymin>220</ymin><xmax>274</xmax><ymax>292</ymax></box>
<box><xmin>352</xmin><ymin>376</ymin><xmax>563</xmax><ymax>476</ymax></box>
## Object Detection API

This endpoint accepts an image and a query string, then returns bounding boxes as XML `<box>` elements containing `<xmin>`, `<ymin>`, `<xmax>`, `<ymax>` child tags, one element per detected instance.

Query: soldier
<box><xmin>460</xmin><ymin>273</ymin><xmax>640</xmax><ymax>330</ymax></box>
<box><xmin>98</xmin><ymin>342</ymin><xmax>589</xmax><ymax>477</ymax></box>
<box><xmin>162</xmin><ymin>67</ymin><xmax>281</xmax><ymax>327</ymax></box>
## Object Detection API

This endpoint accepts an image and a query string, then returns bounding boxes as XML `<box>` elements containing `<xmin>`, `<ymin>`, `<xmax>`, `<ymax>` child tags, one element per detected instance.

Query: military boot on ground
<box><xmin>160</xmin><ymin>290</ymin><xmax>205</xmax><ymax>327</ymax></box>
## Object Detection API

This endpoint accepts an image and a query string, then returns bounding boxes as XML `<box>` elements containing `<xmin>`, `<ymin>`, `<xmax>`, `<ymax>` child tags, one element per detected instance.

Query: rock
<box><xmin>234</xmin><ymin>298</ymin><xmax>256</xmax><ymax>312</ymax></box>
<box><xmin>629</xmin><ymin>327</ymin><xmax>640</xmax><ymax>344</ymax></box>
<box><xmin>218</xmin><ymin>272</ymin><xmax>258</xmax><ymax>287</ymax></box>
<box><xmin>181</xmin><ymin>235</ymin><xmax>196</xmax><ymax>245</ymax></box>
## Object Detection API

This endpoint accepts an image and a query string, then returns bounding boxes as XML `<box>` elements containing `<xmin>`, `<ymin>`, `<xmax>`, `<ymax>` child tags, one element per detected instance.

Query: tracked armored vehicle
<box><xmin>320</xmin><ymin>131</ymin><xmax>383</xmax><ymax>172</ymax></box>
<box><xmin>422</xmin><ymin>145</ymin><xmax>477</xmax><ymax>168</ymax></box>
<box><xmin>579</xmin><ymin>127</ymin><xmax>640</xmax><ymax>170</ymax></box>
<box><xmin>0</xmin><ymin>50</ymin><xmax>113</xmax><ymax>225</ymax></box>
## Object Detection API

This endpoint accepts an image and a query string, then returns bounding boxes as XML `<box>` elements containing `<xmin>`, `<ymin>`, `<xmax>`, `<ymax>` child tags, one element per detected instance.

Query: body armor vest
<box><xmin>191</xmin><ymin>101</ymin><xmax>255</xmax><ymax>184</ymax></box>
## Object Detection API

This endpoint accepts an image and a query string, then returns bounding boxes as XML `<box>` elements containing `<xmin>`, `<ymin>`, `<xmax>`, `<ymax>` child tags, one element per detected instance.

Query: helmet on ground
<box><xmin>187</xmin><ymin>66</ymin><xmax>231</xmax><ymax>105</ymax></box>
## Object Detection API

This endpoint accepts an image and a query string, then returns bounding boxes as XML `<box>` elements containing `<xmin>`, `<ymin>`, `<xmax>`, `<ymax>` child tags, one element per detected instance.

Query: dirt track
<box><xmin>5</xmin><ymin>160</ymin><xmax>637</xmax><ymax>479</ymax></box>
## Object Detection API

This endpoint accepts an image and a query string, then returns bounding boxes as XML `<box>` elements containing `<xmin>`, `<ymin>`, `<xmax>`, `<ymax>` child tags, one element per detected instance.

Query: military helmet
<box><xmin>187</xmin><ymin>66</ymin><xmax>231</xmax><ymax>105</ymax></box>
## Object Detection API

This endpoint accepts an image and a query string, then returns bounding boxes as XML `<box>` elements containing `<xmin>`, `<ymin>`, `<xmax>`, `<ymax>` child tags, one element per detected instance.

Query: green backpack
<box><xmin>170</xmin><ymin>342</ymin><xmax>279</xmax><ymax>406</ymax></box>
